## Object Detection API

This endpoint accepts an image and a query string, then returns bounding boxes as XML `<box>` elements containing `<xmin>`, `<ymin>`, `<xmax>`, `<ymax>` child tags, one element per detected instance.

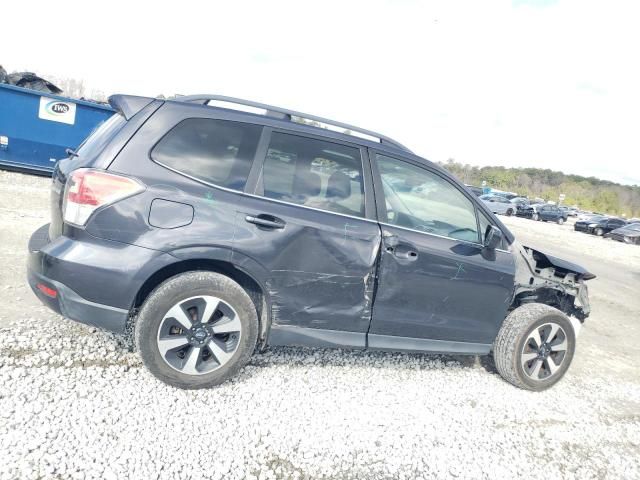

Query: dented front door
<box><xmin>367</xmin><ymin>151</ymin><xmax>515</xmax><ymax>348</ymax></box>
<box><xmin>369</xmin><ymin>227</ymin><xmax>515</xmax><ymax>345</ymax></box>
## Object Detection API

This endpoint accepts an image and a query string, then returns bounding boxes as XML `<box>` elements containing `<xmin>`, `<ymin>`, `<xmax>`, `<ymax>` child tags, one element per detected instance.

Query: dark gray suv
<box><xmin>27</xmin><ymin>94</ymin><xmax>595</xmax><ymax>390</ymax></box>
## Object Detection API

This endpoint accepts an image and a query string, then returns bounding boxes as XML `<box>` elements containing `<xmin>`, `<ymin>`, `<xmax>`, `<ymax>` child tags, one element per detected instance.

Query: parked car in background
<box><xmin>559</xmin><ymin>206</ymin><xmax>578</xmax><ymax>217</ymax></box>
<box><xmin>576</xmin><ymin>217</ymin><xmax>627</xmax><ymax>236</ymax></box>
<box><xmin>574</xmin><ymin>215</ymin><xmax>607</xmax><ymax>232</ymax></box>
<box><xmin>510</xmin><ymin>197</ymin><xmax>529</xmax><ymax>210</ymax></box>
<box><xmin>605</xmin><ymin>223</ymin><xmax>640</xmax><ymax>245</ymax></box>
<box><xmin>576</xmin><ymin>212</ymin><xmax>597</xmax><ymax>222</ymax></box>
<box><xmin>517</xmin><ymin>204</ymin><xmax>568</xmax><ymax>224</ymax></box>
<box><xmin>479</xmin><ymin>194</ymin><xmax>515</xmax><ymax>216</ymax></box>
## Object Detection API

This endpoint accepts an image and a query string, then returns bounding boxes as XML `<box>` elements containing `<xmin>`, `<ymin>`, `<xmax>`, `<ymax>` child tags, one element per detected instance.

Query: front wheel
<box><xmin>595</xmin><ymin>228</ymin><xmax>604</xmax><ymax>236</ymax></box>
<box><xmin>557</xmin><ymin>217</ymin><xmax>564</xmax><ymax>225</ymax></box>
<box><xmin>532</xmin><ymin>213</ymin><xmax>539</xmax><ymax>221</ymax></box>
<box><xmin>506</xmin><ymin>208</ymin><xmax>514</xmax><ymax>216</ymax></box>
<box><xmin>493</xmin><ymin>303</ymin><xmax>576</xmax><ymax>391</ymax></box>
<box><xmin>135</xmin><ymin>271</ymin><xmax>259</xmax><ymax>389</ymax></box>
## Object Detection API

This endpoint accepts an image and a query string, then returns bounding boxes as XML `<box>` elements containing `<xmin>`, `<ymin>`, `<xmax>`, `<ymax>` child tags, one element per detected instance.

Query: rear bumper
<box><xmin>27</xmin><ymin>223</ymin><xmax>175</xmax><ymax>333</ymax></box>
<box><xmin>27</xmin><ymin>268</ymin><xmax>129</xmax><ymax>332</ymax></box>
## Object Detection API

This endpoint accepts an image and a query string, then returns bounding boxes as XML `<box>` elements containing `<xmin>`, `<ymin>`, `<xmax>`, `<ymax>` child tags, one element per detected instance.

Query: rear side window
<box><xmin>76</xmin><ymin>113</ymin><xmax>126</xmax><ymax>160</ymax></box>
<box><xmin>261</xmin><ymin>132</ymin><xmax>365</xmax><ymax>217</ymax></box>
<box><xmin>151</xmin><ymin>118</ymin><xmax>262</xmax><ymax>191</ymax></box>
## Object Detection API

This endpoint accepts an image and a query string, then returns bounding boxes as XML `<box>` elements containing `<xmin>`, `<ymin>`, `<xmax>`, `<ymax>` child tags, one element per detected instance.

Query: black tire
<box><xmin>506</xmin><ymin>208</ymin><xmax>514</xmax><ymax>216</ymax></box>
<box><xmin>595</xmin><ymin>228</ymin><xmax>604</xmax><ymax>236</ymax></box>
<box><xmin>493</xmin><ymin>303</ymin><xmax>576</xmax><ymax>391</ymax></box>
<box><xmin>532</xmin><ymin>213</ymin><xmax>539</xmax><ymax>221</ymax></box>
<box><xmin>557</xmin><ymin>217</ymin><xmax>564</xmax><ymax>225</ymax></box>
<box><xmin>135</xmin><ymin>271</ymin><xmax>259</xmax><ymax>389</ymax></box>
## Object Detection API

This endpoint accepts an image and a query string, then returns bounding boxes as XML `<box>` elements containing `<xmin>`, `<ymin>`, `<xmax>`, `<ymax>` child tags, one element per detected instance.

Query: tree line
<box><xmin>440</xmin><ymin>160</ymin><xmax>640</xmax><ymax>218</ymax></box>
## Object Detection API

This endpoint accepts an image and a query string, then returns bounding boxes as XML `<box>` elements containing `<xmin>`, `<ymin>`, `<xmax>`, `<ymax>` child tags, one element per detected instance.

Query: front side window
<box><xmin>261</xmin><ymin>132</ymin><xmax>365</xmax><ymax>217</ymax></box>
<box><xmin>151</xmin><ymin>118</ymin><xmax>262</xmax><ymax>191</ymax></box>
<box><xmin>376</xmin><ymin>154</ymin><xmax>480</xmax><ymax>243</ymax></box>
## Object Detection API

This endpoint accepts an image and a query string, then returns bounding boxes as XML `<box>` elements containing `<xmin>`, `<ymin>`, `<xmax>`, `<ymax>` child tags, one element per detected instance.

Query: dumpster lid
<box><xmin>108</xmin><ymin>94</ymin><xmax>155</xmax><ymax>120</ymax></box>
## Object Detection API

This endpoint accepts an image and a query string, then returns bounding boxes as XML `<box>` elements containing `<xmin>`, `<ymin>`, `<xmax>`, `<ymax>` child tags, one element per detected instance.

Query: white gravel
<box><xmin>1</xmin><ymin>315</ymin><xmax>639</xmax><ymax>480</ymax></box>
<box><xmin>1</xmin><ymin>171</ymin><xmax>640</xmax><ymax>479</ymax></box>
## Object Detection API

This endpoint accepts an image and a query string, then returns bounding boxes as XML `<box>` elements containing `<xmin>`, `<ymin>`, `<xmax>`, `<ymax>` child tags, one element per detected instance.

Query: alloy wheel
<box><xmin>521</xmin><ymin>322</ymin><xmax>568</xmax><ymax>381</ymax></box>
<box><xmin>156</xmin><ymin>295</ymin><xmax>242</xmax><ymax>375</ymax></box>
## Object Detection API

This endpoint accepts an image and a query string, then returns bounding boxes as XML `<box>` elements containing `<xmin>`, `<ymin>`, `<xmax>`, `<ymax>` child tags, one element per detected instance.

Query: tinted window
<box><xmin>261</xmin><ymin>132</ymin><xmax>365</xmax><ymax>217</ymax></box>
<box><xmin>76</xmin><ymin>113</ymin><xmax>126</xmax><ymax>160</ymax></box>
<box><xmin>152</xmin><ymin>118</ymin><xmax>262</xmax><ymax>190</ymax></box>
<box><xmin>376</xmin><ymin>154</ymin><xmax>480</xmax><ymax>243</ymax></box>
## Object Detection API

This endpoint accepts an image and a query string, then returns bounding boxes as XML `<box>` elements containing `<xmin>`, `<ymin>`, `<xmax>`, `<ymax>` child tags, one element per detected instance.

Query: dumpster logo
<box><xmin>47</xmin><ymin>102</ymin><xmax>70</xmax><ymax>115</ymax></box>
<box><xmin>39</xmin><ymin>97</ymin><xmax>76</xmax><ymax>125</ymax></box>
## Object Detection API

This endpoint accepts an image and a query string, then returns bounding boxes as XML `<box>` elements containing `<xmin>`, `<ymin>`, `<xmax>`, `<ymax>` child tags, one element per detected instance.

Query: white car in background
<box><xmin>479</xmin><ymin>194</ymin><xmax>515</xmax><ymax>216</ymax></box>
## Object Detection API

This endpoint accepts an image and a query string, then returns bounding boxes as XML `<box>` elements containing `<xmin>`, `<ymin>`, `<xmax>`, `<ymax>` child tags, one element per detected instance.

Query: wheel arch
<box><xmin>131</xmin><ymin>254</ymin><xmax>272</xmax><ymax>349</ymax></box>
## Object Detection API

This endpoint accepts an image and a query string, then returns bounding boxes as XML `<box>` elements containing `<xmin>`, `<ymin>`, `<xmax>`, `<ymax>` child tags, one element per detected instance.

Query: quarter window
<box><xmin>151</xmin><ymin>118</ymin><xmax>262</xmax><ymax>191</ymax></box>
<box><xmin>261</xmin><ymin>132</ymin><xmax>365</xmax><ymax>217</ymax></box>
<box><xmin>376</xmin><ymin>154</ymin><xmax>480</xmax><ymax>243</ymax></box>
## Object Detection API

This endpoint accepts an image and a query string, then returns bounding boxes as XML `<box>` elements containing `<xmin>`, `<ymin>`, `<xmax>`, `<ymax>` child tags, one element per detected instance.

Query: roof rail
<box><xmin>174</xmin><ymin>94</ymin><xmax>412</xmax><ymax>153</ymax></box>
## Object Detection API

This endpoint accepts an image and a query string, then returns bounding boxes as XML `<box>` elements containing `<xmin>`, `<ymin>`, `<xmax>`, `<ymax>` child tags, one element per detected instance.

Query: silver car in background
<box><xmin>479</xmin><ymin>194</ymin><xmax>515</xmax><ymax>216</ymax></box>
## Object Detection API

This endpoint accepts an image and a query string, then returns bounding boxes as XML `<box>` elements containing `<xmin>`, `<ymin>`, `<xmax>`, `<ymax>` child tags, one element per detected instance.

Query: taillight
<box><xmin>63</xmin><ymin>169</ymin><xmax>144</xmax><ymax>226</ymax></box>
<box><xmin>36</xmin><ymin>283</ymin><xmax>57</xmax><ymax>298</ymax></box>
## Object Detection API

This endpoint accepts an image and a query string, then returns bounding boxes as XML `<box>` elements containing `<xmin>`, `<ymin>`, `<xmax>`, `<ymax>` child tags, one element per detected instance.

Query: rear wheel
<box><xmin>493</xmin><ymin>303</ymin><xmax>576</xmax><ymax>391</ymax></box>
<box><xmin>135</xmin><ymin>271</ymin><xmax>259</xmax><ymax>389</ymax></box>
<box><xmin>557</xmin><ymin>217</ymin><xmax>564</xmax><ymax>225</ymax></box>
<box><xmin>506</xmin><ymin>208</ymin><xmax>514</xmax><ymax>216</ymax></box>
<box><xmin>532</xmin><ymin>213</ymin><xmax>539</xmax><ymax>221</ymax></box>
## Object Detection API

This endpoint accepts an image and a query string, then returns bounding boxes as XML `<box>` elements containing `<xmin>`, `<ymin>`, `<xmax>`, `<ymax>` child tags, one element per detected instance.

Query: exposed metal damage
<box><xmin>512</xmin><ymin>240</ymin><xmax>594</xmax><ymax>321</ymax></box>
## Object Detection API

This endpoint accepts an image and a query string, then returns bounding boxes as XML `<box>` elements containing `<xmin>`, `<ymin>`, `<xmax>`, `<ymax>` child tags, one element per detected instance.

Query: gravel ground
<box><xmin>1</xmin><ymin>170</ymin><xmax>639</xmax><ymax>479</ymax></box>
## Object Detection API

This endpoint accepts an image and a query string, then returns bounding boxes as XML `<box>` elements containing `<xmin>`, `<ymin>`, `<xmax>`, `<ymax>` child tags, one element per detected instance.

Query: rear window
<box><xmin>151</xmin><ymin>118</ymin><xmax>262</xmax><ymax>191</ymax></box>
<box><xmin>76</xmin><ymin>113</ymin><xmax>126</xmax><ymax>160</ymax></box>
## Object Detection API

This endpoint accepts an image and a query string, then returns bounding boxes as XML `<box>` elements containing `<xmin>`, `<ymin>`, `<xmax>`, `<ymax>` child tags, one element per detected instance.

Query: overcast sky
<box><xmin>4</xmin><ymin>0</ymin><xmax>639</xmax><ymax>185</ymax></box>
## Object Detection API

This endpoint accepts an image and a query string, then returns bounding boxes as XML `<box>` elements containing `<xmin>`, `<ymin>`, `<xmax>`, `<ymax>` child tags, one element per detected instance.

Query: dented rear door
<box><xmin>232</xmin><ymin>130</ymin><xmax>381</xmax><ymax>344</ymax></box>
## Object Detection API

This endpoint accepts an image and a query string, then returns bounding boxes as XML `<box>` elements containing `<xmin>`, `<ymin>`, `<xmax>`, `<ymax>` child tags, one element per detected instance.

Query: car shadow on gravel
<box><xmin>250</xmin><ymin>346</ymin><xmax>499</xmax><ymax>374</ymax></box>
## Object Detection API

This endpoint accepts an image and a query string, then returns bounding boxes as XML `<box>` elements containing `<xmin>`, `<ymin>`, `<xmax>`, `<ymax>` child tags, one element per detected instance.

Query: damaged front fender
<box><xmin>512</xmin><ymin>241</ymin><xmax>595</xmax><ymax>321</ymax></box>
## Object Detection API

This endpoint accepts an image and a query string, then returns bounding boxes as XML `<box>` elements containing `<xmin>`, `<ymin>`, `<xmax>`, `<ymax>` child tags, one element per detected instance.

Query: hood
<box><xmin>525</xmin><ymin>246</ymin><xmax>596</xmax><ymax>281</ymax></box>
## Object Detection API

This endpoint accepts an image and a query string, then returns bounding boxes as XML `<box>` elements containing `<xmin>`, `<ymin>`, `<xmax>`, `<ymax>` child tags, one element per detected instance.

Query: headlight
<box><xmin>588</xmin><ymin>223</ymin><xmax>598</xmax><ymax>227</ymax></box>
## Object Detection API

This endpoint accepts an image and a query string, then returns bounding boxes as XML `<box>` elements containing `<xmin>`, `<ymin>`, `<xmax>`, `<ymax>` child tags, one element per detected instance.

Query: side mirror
<box><xmin>484</xmin><ymin>225</ymin><xmax>503</xmax><ymax>249</ymax></box>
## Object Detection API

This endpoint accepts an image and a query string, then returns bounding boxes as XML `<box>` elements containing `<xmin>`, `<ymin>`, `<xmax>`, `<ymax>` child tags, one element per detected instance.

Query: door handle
<box><xmin>245</xmin><ymin>214</ymin><xmax>285</xmax><ymax>229</ymax></box>
<box><xmin>394</xmin><ymin>249</ymin><xmax>419</xmax><ymax>261</ymax></box>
